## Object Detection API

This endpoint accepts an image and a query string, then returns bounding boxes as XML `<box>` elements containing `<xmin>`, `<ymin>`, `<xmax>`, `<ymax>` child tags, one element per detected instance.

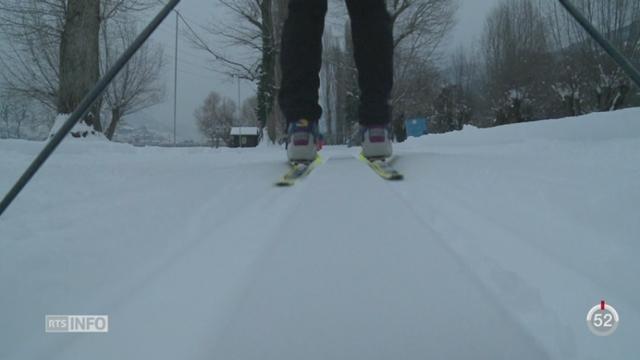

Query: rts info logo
<box><xmin>45</xmin><ymin>315</ymin><xmax>109</xmax><ymax>333</ymax></box>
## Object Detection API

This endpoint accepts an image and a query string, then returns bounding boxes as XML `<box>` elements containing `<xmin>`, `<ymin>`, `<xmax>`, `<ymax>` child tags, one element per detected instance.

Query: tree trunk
<box><xmin>257</xmin><ymin>0</ymin><xmax>275</xmax><ymax>141</ymax></box>
<box><xmin>58</xmin><ymin>0</ymin><xmax>102</xmax><ymax>132</ymax></box>
<box><xmin>105</xmin><ymin>107</ymin><xmax>121</xmax><ymax>140</ymax></box>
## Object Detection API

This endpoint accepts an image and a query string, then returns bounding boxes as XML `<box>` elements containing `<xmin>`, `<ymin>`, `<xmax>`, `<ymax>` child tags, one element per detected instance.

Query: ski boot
<box><xmin>286</xmin><ymin>119</ymin><xmax>322</xmax><ymax>162</ymax></box>
<box><xmin>360</xmin><ymin>124</ymin><xmax>393</xmax><ymax>159</ymax></box>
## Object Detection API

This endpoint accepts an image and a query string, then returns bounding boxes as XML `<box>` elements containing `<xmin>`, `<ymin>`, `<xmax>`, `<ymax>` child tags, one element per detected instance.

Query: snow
<box><xmin>552</xmin><ymin>83</ymin><xmax>578</xmax><ymax>99</ymax></box>
<box><xmin>508</xmin><ymin>88</ymin><xmax>524</xmax><ymax>100</ymax></box>
<box><xmin>49</xmin><ymin>114</ymin><xmax>106</xmax><ymax>140</ymax></box>
<box><xmin>1</xmin><ymin>108</ymin><xmax>639</xmax><ymax>359</ymax></box>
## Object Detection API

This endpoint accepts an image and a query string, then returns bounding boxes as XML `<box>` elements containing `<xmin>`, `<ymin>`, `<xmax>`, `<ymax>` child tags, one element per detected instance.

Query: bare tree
<box><xmin>330</xmin><ymin>31</ymin><xmax>352</xmax><ymax>145</ymax></box>
<box><xmin>1</xmin><ymin>97</ymin><xmax>12</xmax><ymax>138</ymax></box>
<box><xmin>58</xmin><ymin>0</ymin><xmax>101</xmax><ymax>131</ymax></box>
<box><xmin>0</xmin><ymin>0</ymin><xmax>159</xmax><ymax>134</ymax></box>
<box><xmin>388</xmin><ymin>0</ymin><xmax>457</xmax><ymax>90</ymax></box>
<box><xmin>481</xmin><ymin>0</ymin><xmax>553</xmax><ymax>125</ymax></box>
<box><xmin>427</xmin><ymin>46</ymin><xmax>479</xmax><ymax>132</ymax></box>
<box><xmin>385</xmin><ymin>0</ymin><xmax>458</xmax><ymax>137</ymax></box>
<box><xmin>321</xmin><ymin>29</ymin><xmax>340</xmax><ymax>144</ymax></box>
<box><xmin>471</xmin><ymin>0</ymin><xmax>639</xmax><ymax>125</ymax></box>
<box><xmin>546</xmin><ymin>0</ymin><xmax>640</xmax><ymax>113</ymax></box>
<box><xmin>102</xmin><ymin>0</ymin><xmax>157</xmax><ymax>19</ymax></box>
<box><xmin>388</xmin><ymin>0</ymin><xmax>458</xmax><ymax>55</ymax></box>
<box><xmin>0</xmin><ymin>92</ymin><xmax>32</xmax><ymax>139</ymax></box>
<box><xmin>187</xmin><ymin>0</ymin><xmax>289</xmax><ymax>142</ymax></box>
<box><xmin>195</xmin><ymin>91</ymin><xmax>236</xmax><ymax>147</ymax></box>
<box><xmin>101</xmin><ymin>18</ymin><xmax>165</xmax><ymax>140</ymax></box>
<box><xmin>0</xmin><ymin>0</ymin><xmax>64</xmax><ymax>110</ymax></box>
<box><xmin>240</xmin><ymin>96</ymin><xmax>259</xmax><ymax>126</ymax></box>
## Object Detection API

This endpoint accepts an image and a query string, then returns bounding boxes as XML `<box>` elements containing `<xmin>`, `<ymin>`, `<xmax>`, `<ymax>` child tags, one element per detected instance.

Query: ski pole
<box><xmin>0</xmin><ymin>0</ymin><xmax>181</xmax><ymax>218</ymax></box>
<box><xmin>558</xmin><ymin>0</ymin><xmax>640</xmax><ymax>88</ymax></box>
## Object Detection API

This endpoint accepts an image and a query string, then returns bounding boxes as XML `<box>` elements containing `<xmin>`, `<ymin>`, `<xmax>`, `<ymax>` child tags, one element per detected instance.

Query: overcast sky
<box><xmin>121</xmin><ymin>0</ymin><xmax>502</xmax><ymax>141</ymax></box>
<box><xmin>449</xmin><ymin>0</ymin><xmax>501</xmax><ymax>50</ymax></box>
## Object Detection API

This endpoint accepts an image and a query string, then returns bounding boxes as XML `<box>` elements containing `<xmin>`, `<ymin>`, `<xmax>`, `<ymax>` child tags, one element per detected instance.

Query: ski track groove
<box><xmin>360</xmin><ymin>158</ymin><xmax>553</xmax><ymax>358</ymax></box>
<box><xmin>210</xmin><ymin>154</ymin><xmax>551</xmax><ymax>359</ymax></box>
<box><xmin>389</xmin><ymin>151</ymin><xmax>639</xmax><ymax>359</ymax></box>
<box><xmin>386</xmin><ymin>174</ymin><xmax>568</xmax><ymax>357</ymax></box>
<box><xmin>13</xmin><ymin>160</ymin><xmax>306</xmax><ymax>360</ymax></box>
<box><xmin>18</xmin><ymin>163</ymin><xmax>272</xmax><ymax>359</ymax></box>
<box><xmin>209</xmin><ymin>154</ymin><xmax>336</xmax><ymax>353</ymax></box>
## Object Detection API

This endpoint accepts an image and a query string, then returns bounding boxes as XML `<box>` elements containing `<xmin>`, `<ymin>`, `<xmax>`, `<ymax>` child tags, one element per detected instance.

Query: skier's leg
<box><xmin>345</xmin><ymin>0</ymin><xmax>393</xmax><ymax>126</ymax></box>
<box><xmin>346</xmin><ymin>0</ymin><xmax>394</xmax><ymax>158</ymax></box>
<box><xmin>278</xmin><ymin>0</ymin><xmax>328</xmax><ymax>125</ymax></box>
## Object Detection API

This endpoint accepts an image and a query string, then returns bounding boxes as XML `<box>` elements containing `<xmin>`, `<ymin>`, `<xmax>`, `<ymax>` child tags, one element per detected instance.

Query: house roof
<box><xmin>230</xmin><ymin>127</ymin><xmax>260</xmax><ymax>135</ymax></box>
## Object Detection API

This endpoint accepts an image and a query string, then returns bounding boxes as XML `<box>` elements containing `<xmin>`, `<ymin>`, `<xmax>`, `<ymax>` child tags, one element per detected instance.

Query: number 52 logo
<box><xmin>586</xmin><ymin>300</ymin><xmax>619</xmax><ymax>336</ymax></box>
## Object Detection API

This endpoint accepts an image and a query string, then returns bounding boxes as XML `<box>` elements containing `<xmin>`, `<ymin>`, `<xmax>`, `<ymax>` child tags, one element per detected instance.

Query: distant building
<box><xmin>228</xmin><ymin>127</ymin><xmax>261</xmax><ymax>148</ymax></box>
<box><xmin>114</xmin><ymin>125</ymin><xmax>171</xmax><ymax>146</ymax></box>
<box><xmin>405</xmin><ymin>118</ymin><xmax>429</xmax><ymax>138</ymax></box>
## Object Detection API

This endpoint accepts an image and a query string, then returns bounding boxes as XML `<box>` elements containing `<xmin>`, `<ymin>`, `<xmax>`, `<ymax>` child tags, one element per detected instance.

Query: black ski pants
<box><xmin>278</xmin><ymin>0</ymin><xmax>393</xmax><ymax>126</ymax></box>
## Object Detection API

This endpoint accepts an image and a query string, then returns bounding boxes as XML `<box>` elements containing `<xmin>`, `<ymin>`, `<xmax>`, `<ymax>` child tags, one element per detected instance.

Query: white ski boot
<box><xmin>286</xmin><ymin>119</ymin><xmax>321</xmax><ymax>162</ymax></box>
<box><xmin>361</xmin><ymin>124</ymin><xmax>393</xmax><ymax>159</ymax></box>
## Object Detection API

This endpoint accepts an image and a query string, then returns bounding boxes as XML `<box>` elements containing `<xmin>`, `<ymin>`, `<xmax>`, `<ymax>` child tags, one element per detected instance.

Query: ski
<box><xmin>358</xmin><ymin>154</ymin><xmax>404</xmax><ymax>181</ymax></box>
<box><xmin>275</xmin><ymin>155</ymin><xmax>323</xmax><ymax>187</ymax></box>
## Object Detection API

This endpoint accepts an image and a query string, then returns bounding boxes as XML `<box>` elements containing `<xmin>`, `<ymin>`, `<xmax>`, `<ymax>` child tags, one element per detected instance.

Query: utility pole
<box><xmin>236</xmin><ymin>75</ymin><xmax>242</xmax><ymax>148</ymax></box>
<box><xmin>173</xmin><ymin>12</ymin><xmax>179</xmax><ymax>146</ymax></box>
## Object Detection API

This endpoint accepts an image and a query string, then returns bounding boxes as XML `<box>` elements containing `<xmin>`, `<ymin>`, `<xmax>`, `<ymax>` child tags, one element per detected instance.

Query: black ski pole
<box><xmin>0</xmin><ymin>0</ymin><xmax>181</xmax><ymax>218</ymax></box>
<box><xmin>558</xmin><ymin>0</ymin><xmax>640</xmax><ymax>88</ymax></box>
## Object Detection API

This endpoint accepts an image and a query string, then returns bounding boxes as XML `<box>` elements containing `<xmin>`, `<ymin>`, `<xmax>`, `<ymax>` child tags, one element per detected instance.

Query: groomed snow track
<box><xmin>1</xmin><ymin>108</ymin><xmax>639</xmax><ymax>359</ymax></box>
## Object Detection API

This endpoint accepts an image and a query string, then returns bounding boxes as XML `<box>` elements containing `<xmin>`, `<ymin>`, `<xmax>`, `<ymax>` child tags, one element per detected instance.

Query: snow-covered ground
<box><xmin>1</xmin><ymin>108</ymin><xmax>639</xmax><ymax>359</ymax></box>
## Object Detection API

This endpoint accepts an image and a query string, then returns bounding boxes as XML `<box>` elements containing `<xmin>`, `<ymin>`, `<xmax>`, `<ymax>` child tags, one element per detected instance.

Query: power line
<box><xmin>174</xmin><ymin>10</ymin><xmax>252</xmax><ymax>75</ymax></box>
<box><xmin>154</xmin><ymin>0</ymin><xmax>213</xmax><ymax>52</ymax></box>
<box><xmin>153</xmin><ymin>0</ymin><xmax>228</xmax><ymax>145</ymax></box>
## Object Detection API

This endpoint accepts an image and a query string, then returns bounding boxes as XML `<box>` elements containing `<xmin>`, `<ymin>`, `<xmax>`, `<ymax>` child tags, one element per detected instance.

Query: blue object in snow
<box><xmin>405</xmin><ymin>118</ymin><xmax>428</xmax><ymax>137</ymax></box>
